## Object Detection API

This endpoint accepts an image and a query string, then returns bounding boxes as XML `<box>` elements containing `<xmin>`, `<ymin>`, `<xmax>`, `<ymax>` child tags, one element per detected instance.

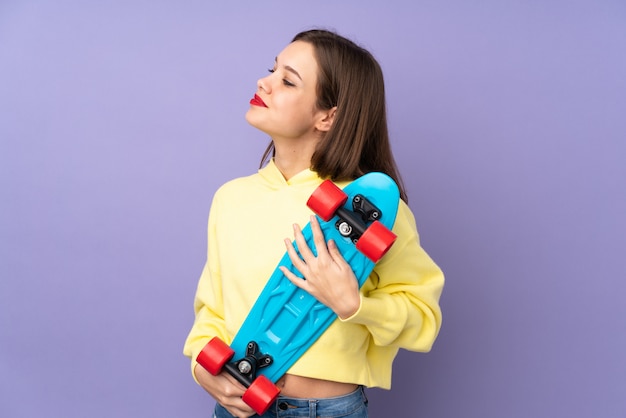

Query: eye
<box><xmin>267</xmin><ymin>68</ymin><xmax>295</xmax><ymax>87</ymax></box>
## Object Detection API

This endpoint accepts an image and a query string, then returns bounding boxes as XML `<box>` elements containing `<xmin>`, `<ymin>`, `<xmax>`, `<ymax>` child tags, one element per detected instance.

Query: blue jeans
<box><xmin>213</xmin><ymin>386</ymin><xmax>368</xmax><ymax>417</ymax></box>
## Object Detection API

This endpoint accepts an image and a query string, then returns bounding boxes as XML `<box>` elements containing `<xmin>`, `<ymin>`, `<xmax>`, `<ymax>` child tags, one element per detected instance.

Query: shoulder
<box><xmin>208</xmin><ymin>172</ymin><xmax>263</xmax><ymax>213</ymax></box>
<box><xmin>394</xmin><ymin>200</ymin><xmax>418</xmax><ymax>234</ymax></box>
<box><xmin>214</xmin><ymin>171</ymin><xmax>263</xmax><ymax>196</ymax></box>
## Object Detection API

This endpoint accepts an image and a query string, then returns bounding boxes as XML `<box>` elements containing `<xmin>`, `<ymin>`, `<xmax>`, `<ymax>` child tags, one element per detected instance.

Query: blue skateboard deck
<box><xmin>197</xmin><ymin>172</ymin><xmax>400</xmax><ymax>414</ymax></box>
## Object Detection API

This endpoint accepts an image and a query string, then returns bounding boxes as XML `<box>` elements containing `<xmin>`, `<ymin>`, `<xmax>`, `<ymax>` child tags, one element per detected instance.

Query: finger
<box><xmin>309</xmin><ymin>215</ymin><xmax>329</xmax><ymax>259</ymax></box>
<box><xmin>327</xmin><ymin>239</ymin><xmax>345</xmax><ymax>265</ymax></box>
<box><xmin>216</xmin><ymin>374</ymin><xmax>255</xmax><ymax>416</ymax></box>
<box><xmin>283</xmin><ymin>238</ymin><xmax>308</xmax><ymax>274</ymax></box>
<box><xmin>221</xmin><ymin>371</ymin><xmax>248</xmax><ymax>393</ymax></box>
<box><xmin>280</xmin><ymin>266</ymin><xmax>308</xmax><ymax>290</ymax></box>
<box><xmin>226</xmin><ymin>394</ymin><xmax>255</xmax><ymax>416</ymax></box>
<box><xmin>225</xmin><ymin>402</ymin><xmax>256</xmax><ymax>418</ymax></box>
<box><xmin>292</xmin><ymin>223</ymin><xmax>316</xmax><ymax>261</ymax></box>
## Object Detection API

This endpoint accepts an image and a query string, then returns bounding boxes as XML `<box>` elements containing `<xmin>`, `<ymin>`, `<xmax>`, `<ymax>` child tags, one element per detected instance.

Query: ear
<box><xmin>315</xmin><ymin>106</ymin><xmax>337</xmax><ymax>132</ymax></box>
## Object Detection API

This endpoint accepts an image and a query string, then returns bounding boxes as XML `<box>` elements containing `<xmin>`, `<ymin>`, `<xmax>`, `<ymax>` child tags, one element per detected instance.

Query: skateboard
<box><xmin>196</xmin><ymin>172</ymin><xmax>400</xmax><ymax>415</ymax></box>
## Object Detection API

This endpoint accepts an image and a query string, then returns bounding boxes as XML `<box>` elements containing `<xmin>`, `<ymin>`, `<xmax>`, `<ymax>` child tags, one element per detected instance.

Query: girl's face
<box><xmin>246</xmin><ymin>41</ymin><xmax>330</xmax><ymax>143</ymax></box>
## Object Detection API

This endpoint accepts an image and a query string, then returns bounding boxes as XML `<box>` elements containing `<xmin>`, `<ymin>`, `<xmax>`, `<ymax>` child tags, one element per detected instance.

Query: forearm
<box><xmin>342</xmin><ymin>286</ymin><xmax>442</xmax><ymax>350</ymax></box>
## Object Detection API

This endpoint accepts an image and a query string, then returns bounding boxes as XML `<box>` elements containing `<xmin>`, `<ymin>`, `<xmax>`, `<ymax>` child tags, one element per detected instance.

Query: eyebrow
<box><xmin>275</xmin><ymin>57</ymin><xmax>302</xmax><ymax>81</ymax></box>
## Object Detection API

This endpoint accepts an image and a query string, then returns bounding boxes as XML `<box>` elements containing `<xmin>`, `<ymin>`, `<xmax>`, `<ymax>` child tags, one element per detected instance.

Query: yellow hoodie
<box><xmin>183</xmin><ymin>160</ymin><xmax>444</xmax><ymax>389</ymax></box>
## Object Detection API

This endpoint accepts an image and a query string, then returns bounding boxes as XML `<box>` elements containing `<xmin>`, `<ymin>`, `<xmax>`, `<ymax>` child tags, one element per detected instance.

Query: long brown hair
<box><xmin>260</xmin><ymin>29</ymin><xmax>407</xmax><ymax>201</ymax></box>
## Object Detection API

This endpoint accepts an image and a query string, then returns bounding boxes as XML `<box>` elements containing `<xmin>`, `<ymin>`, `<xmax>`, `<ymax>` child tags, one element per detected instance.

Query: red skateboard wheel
<box><xmin>242</xmin><ymin>375</ymin><xmax>281</xmax><ymax>415</ymax></box>
<box><xmin>307</xmin><ymin>180</ymin><xmax>348</xmax><ymax>221</ymax></box>
<box><xmin>356</xmin><ymin>221</ymin><xmax>397</xmax><ymax>262</ymax></box>
<box><xmin>196</xmin><ymin>337</ymin><xmax>235</xmax><ymax>376</ymax></box>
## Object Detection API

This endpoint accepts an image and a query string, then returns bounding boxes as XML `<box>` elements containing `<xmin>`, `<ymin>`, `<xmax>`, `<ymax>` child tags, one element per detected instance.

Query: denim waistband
<box><xmin>214</xmin><ymin>386</ymin><xmax>368</xmax><ymax>417</ymax></box>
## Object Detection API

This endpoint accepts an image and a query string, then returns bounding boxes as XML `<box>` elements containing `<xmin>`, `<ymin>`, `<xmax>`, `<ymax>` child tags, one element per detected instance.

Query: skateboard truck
<box><xmin>223</xmin><ymin>341</ymin><xmax>273</xmax><ymax>387</ymax></box>
<box><xmin>307</xmin><ymin>180</ymin><xmax>396</xmax><ymax>262</ymax></box>
<box><xmin>334</xmin><ymin>194</ymin><xmax>382</xmax><ymax>244</ymax></box>
<box><xmin>197</xmin><ymin>337</ymin><xmax>280</xmax><ymax>415</ymax></box>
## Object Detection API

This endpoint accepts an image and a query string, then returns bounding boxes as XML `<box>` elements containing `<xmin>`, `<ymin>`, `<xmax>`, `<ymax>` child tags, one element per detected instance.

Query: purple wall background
<box><xmin>1</xmin><ymin>1</ymin><xmax>625</xmax><ymax>417</ymax></box>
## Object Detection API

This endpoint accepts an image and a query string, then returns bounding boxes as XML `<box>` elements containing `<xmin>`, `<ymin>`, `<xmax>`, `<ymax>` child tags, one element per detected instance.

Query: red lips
<box><xmin>250</xmin><ymin>94</ymin><xmax>268</xmax><ymax>108</ymax></box>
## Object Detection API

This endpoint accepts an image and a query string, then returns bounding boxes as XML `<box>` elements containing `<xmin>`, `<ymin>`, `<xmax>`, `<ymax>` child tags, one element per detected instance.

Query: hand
<box><xmin>194</xmin><ymin>364</ymin><xmax>256</xmax><ymax>418</ymax></box>
<box><xmin>280</xmin><ymin>215</ymin><xmax>361</xmax><ymax>319</ymax></box>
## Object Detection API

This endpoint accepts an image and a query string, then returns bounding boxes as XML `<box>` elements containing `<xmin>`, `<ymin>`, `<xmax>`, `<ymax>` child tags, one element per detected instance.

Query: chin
<box><xmin>245</xmin><ymin>112</ymin><xmax>270</xmax><ymax>135</ymax></box>
<box><xmin>244</xmin><ymin>110</ymin><xmax>259</xmax><ymax>126</ymax></box>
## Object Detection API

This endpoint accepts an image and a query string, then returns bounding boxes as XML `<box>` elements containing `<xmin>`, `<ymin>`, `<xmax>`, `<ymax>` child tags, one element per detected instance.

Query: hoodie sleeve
<box><xmin>182</xmin><ymin>193</ymin><xmax>230</xmax><ymax>383</ymax></box>
<box><xmin>341</xmin><ymin>201</ymin><xmax>444</xmax><ymax>352</ymax></box>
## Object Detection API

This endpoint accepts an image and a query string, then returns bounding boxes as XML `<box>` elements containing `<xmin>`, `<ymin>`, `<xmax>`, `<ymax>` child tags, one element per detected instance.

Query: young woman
<box><xmin>183</xmin><ymin>29</ymin><xmax>444</xmax><ymax>418</ymax></box>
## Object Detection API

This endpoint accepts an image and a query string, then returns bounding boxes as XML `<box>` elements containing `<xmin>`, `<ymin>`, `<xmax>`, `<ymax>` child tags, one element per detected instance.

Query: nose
<box><xmin>257</xmin><ymin>73</ymin><xmax>271</xmax><ymax>93</ymax></box>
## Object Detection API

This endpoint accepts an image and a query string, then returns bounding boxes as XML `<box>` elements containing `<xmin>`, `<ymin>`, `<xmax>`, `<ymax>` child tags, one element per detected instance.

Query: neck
<box><xmin>273</xmin><ymin>153</ymin><xmax>312</xmax><ymax>181</ymax></box>
<box><xmin>272</xmin><ymin>137</ymin><xmax>318</xmax><ymax>181</ymax></box>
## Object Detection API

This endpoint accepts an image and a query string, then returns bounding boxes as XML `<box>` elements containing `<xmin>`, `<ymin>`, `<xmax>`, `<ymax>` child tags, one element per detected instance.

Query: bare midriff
<box><xmin>275</xmin><ymin>374</ymin><xmax>358</xmax><ymax>398</ymax></box>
